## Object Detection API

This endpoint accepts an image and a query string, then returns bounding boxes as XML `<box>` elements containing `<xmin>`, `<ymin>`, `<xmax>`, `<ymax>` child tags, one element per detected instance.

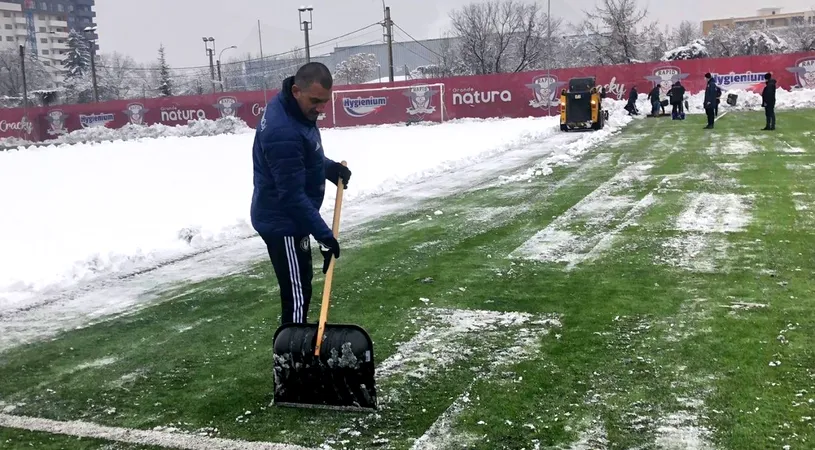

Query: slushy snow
<box><xmin>0</xmin><ymin>115</ymin><xmax>585</xmax><ymax>308</ymax></box>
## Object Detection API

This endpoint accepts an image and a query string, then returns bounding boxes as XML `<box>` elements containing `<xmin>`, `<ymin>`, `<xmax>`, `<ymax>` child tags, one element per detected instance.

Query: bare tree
<box><xmin>581</xmin><ymin>0</ymin><xmax>649</xmax><ymax>64</ymax></box>
<box><xmin>672</xmin><ymin>20</ymin><xmax>702</xmax><ymax>47</ymax></box>
<box><xmin>448</xmin><ymin>0</ymin><xmax>549</xmax><ymax>74</ymax></box>
<box><xmin>0</xmin><ymin>48</ymin><xmax>55</xmax><ymax>105</ymax></box>
<box><xmin>640</xmin><ymin>22</ymin><xmax>670</xmax><ymax>61</ymax></box>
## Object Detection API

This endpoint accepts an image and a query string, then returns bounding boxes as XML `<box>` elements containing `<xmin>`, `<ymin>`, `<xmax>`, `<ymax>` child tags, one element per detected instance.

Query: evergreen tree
<box><xmin>63</xmin><ymin>29</ymin><xmax>91</xmax><ymax>77</ymax></box>
<box><xmin>158</xmin><ymin>44</ymin><xmax>172</xmax><ymax>97</ymax></box>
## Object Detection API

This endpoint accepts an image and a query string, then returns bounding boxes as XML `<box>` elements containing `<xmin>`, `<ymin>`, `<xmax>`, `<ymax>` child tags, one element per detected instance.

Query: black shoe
<box><xmin>762</xmin><ymin>127</ymin><xmax>770</xmax><ymax>130</ymax></box>
<box><xmin>704</xmin><ymin>125</ymin><xmax>713</xmax><ymax>129</ymax></box>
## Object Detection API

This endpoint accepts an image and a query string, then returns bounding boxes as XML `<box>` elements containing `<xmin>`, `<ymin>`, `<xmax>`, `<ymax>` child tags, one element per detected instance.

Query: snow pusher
<box><xmin>272</xmin><ymin>161</ymin><xmax>377</xmax><ymax>412</ymax></box>
<box><xmin>560</xmin><ymin>76</ymin><xmax>608</xmax><ymax>132</ymax></box>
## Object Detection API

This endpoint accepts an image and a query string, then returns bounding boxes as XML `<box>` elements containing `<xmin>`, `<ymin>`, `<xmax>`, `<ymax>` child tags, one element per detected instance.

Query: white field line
<box><xmin>714</xmin><ymin>111</ymin><xmax>728</xmax><ymax>122</ymax></box>
<box><xmin>3</xmin><ymin>308</ymin><xmax>561</xmax><ymax>450</ymax></box>
<box><xmin>508</xmin><ymin>161</ymin><xmax>654</xmax><ymax>265</ymax></box>
<box><xmin>0</xmin><ymin>413</ymin><xmax>318</xmax><ymax>450</ymax></box>
<box><xmin>566</xmin><ymin>189</ymin><xmax>660</xmax><ymax>270</ymax></box>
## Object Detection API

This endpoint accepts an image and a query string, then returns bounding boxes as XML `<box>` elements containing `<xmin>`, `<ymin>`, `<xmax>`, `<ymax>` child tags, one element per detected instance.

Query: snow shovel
<box><xmin>272</xmin><ymin>161</ymin><xmax>377</xmax><ymax>412</ymax></box>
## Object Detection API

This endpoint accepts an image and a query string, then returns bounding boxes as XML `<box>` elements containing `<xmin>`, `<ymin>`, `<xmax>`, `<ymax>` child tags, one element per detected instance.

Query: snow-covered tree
<box><xmin>705</xmin><ymin>25</ymin><xmax>789</xmax><ymax>57</ymax></box>
<box><xmin>157</xmin><ymin>44</ymin><xmax>172</xmax><ymax>96</ymax></box>
<box><xmin>96</xmin><ymin>52</ymin><xmax>151</xmax><ymax>100</ymax></box>
<box><xmin>0</xmin><ymin>48</ymin><xmax>54</xmax><ymax>105</ymax></box>
<box><xmin>335</xmin><ymin>53</ymin><xmax>379</xmax><ymax>84</ymax></box>
<box><xmin>62</xmin><ymin>29</ymin><xmax>91</xmax><ymax>77</ymax></box>
<box><xmin>580</xmin><ymin>0</ymin><xmax>649</xmax><ymax>64</ymax></box>
<box><xmin>782</xmin><ymin>13</ymin><xmax>815</xmax><ymax>52</ymax></box>
<box><xmin>671</xmin><ymin>20</ymin><xmax>702</xmax><ymax>47</ymax></box>
<box><xmin>447</xmin><ymin>0</ymin><xmax>552</xmax><ymax>74</ymax></box>
<box><xmin>662</xmin><ymin>39</ymin><xmax>710</xmax><ymax>61</ymax></box>
<box><xmin>639</xmin><ymin>22</ymin><xmax>670</xmax><ymax>61</ymax></box>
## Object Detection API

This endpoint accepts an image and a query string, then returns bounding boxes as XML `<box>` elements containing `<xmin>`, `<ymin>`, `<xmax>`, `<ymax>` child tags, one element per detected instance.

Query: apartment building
<box><xmin>1</xmin><ymin>2</ymin><xmax>70</xmax><ymax>67</ymax></box>
<box><xmin>702</xmin><ymin>7</ymin><xmax>815</xmax><ymax>35</ymax></box>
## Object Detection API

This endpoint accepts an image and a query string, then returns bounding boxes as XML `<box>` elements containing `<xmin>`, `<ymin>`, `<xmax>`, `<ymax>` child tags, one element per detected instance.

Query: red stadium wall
<box><xmin>2</xmin><ymin>52</ymin><xmax>813</xmax><ymax>143</ymax></box>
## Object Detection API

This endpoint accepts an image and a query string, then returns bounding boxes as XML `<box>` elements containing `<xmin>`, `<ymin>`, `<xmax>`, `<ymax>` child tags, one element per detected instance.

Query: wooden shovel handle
<box><xmin>314</xmin><ymin>160</ymin><xmax>346</xmax><ymax>356</ymax></box>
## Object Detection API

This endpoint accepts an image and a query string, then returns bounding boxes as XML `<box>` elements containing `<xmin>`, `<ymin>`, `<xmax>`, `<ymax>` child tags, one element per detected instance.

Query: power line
<box><xmin>94</xmin><ymin>21</ymin><xmax>384</xmax><ymax>72</ymax></box>
<box><xmin>391</xmin><ymin>22</ymin><xmax>444</xmax><ymax>59</ymax></box>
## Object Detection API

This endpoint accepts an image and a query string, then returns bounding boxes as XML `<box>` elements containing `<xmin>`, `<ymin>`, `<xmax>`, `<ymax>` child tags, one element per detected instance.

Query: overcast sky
<box><xmin>95</xmin><ymin>0</ymin><xmax>815</xmax><ymax>68</ymax></box>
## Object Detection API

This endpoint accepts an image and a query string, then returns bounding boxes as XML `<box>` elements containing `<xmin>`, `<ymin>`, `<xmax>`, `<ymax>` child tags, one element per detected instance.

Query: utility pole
<box><xmin>19</xmin><ymin>44</ymin><xmax>28</xmax><ymax>110</ymax></box>
<box><xmin>258</xmin><ymin>19</ymin><xmax>267</xmax><ymax>103</ymax></box>
<box><xmin>384</xmin><ymin>6</ymin><xmax>394</xmax><ymax>82</ymax></box>
<box><xmin>84</xmin><ymin>26</ymin><xmax>99</xmax><ymax>102</ymax></box>
<box><xmin>217</xmin><ymin>45</ymin><xmax>237</xmax><ymax>92</ymax></box>
<box><xmin>546</xmin><ymin>0</ymin><xmax>551</xmax><ymax>117</ymax></box>
<box><xmin>298</xmin><ymin>6</ymin><xmax>313</xmax><ymax>63</ymax></box>
<box><xmin>203</xmin><ymin>37</ymin><xmax>216</xmax><ymax>92</ymax></box>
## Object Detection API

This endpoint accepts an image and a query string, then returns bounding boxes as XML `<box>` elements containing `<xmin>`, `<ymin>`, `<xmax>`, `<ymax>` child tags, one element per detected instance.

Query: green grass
<box><xmin>2</xmin><ymin>110</ymin><xmax>815</xmax><ymax>449</ymax></box>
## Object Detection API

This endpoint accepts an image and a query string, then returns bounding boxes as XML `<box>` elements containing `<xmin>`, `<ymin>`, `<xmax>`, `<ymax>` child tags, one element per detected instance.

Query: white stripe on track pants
<box><xmin>260</xmin><ymin>234</ymin><xmax>313</xmax><ymax>325</ymax></box>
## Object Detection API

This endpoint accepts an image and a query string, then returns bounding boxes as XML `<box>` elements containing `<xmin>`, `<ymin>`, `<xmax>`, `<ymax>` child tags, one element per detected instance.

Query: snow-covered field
<box><xmin>0</xmin><ymin>109</ymin><xmax>632</xmax><ymax>313</ymax></box>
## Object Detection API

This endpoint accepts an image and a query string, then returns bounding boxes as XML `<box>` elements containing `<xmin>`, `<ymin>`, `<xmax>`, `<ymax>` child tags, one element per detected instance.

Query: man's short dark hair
<box><xmin>704</xmin><ymin>72</ymin><xmax>712</xmax><ymax>79</ymax></box>
<box><xmin>765</xmin><ymin>72</ymin><xmax>772</xmax><ymax>80</ymax></box>
<box><xmin>294</xmin><ymin>62</ymin><xmax>333</xmax><ymax>90</ymax></box>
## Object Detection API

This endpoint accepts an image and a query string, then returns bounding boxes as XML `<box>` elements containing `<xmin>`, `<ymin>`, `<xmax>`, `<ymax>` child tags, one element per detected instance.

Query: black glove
<box><xmin>326</xmin><ymin>162</ymin><xmax>352</xmax><ymax>189</ymax></box>
<box><xmin>317</xmin><ymin>236</ymin><xmax>340</xmax><ymax>274</ymax></box>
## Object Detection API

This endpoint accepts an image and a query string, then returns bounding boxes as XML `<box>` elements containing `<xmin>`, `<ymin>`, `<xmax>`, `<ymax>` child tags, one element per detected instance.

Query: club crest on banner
<box><xmin>214</xmin><ymin>96</ymin><xmax>243</xmax><ymax>118</ymax></box>
<box><xmin>526</xmin><ymin>75</ymin><xmax>566</xmax><ymax>109</ymax></box>
<box><xmin>123</xmin><ymin>103</ymin><xmax>149</xmax><ymax>125</ymax></box>
<box><xmin>45</xmin><ymin>110</ymin><xmax>68</xmax><ymax>136</ymax></box>
<box><xmin>403</xmin><ymin>85</ymin><xmax>438</xmax><ymax>118</ymax></box>
<box><xmin>644</xmin><ymin>66</ymin><xmax>690</xmax><ymax>96</ymax></box>
<box><xmin>786</xmin><ymin>57</ymin><xmax>815</xmax><ymax>89</ymax></box>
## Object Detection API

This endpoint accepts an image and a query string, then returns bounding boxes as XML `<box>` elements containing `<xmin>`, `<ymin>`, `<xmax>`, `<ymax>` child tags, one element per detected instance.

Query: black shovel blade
<box><xmin>272</xmin><ymin>323</ymin><xmax>377</xmax><ymax>411</ymax></box>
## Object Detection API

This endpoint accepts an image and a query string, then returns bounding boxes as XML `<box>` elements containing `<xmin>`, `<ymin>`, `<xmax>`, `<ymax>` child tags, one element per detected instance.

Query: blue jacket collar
<box><xmin>280</xmin><ymin>76</ymin><xmax>315</xmax><ymax>126</ymax></box>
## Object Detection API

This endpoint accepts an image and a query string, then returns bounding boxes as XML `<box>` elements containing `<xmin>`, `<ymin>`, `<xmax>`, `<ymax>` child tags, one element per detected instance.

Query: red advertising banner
<box><xmin>1</xmin><ymin>51</ymin><xmax>813</xmax><ymax>143</ymax></box>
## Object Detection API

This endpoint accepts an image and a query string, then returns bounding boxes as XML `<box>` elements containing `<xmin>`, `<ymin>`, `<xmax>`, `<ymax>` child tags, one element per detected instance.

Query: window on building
<box><xmin>41</xmin><ymin>37</ymin><xmax>48</xmax><ymax>43</ymax></box>
<box><xmin>42</xmin><ymin>49</ymin><xmax>49</xmax><ymax>55</ymax></box>
<box><xmin>4</xmin><ymin>24</ymin><xmax>12</xmax><ymax>30</ymax></box>
<box><xmin>3</xmin><ymin>11</ymin><xmax>11</xmax><ymax>18</ymax></box>
<box><xmin>39</xmin><ymin>15</ymin><xmax>45</xmax><ymax>20</ymax></box>
<box><xmin>39</xmin><ymin>26</ymin><xmax>46</xmax><ymax>32</ymax></box>
<box><xmin>57</xmin><ymin>4</ymin><xmax>64</xmax><ymax>12</ymax></box>
<box><xmin>58</xmin><ymin>39</ymin><xmax>64</xmax><ymax>43</ymax></box>
<box><xmin>44</xmin><ymin>61</ymin><xmax>50</xmax><ymax>66</ymax></box>
<box><xmin>5</xmin><ymin>36</ymin><xmax>13</xmax><ymax>42</ymax></box>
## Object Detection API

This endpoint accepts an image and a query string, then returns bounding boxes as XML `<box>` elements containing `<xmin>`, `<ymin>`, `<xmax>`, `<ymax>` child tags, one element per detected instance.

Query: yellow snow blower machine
<box><xmin>559</xmin><ymin>76</ymin><xmax>608</xmax><ymax>132</ymax></box>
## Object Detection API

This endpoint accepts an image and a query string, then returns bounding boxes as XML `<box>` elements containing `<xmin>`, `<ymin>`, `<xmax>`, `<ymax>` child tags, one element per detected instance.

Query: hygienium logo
<box><xmin>342</xmin><ymin>96</ymin><xmax>387</xmax><ymax>117</ymax></box>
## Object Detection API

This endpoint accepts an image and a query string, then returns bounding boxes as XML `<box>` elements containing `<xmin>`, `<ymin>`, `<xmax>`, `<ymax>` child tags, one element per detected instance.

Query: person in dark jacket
<box><xmin>703</xmin><ymin>73</ymin><xmax>717</xmax><ymax>129</ymax></box>
<box><xmin>714</xmin><ymin>85</ymin><xmax>722</xmax><ymax>116</ymax></box>
<box><xmin>762</xmin><ymin>72</ymin><xmax>777</xmax><ymax>130</ymax></box>
<box><xmin>669</xmin><ymin>81</ymin><xmax>686</xmax><ymax>119</ymax></box>
<box><xmin>250</xmin><ymin>62</ymin><xmax>352</xmax><ymax>325</ymax></box>
<box><xmin>625</xmin><ymin>86</ymin><xmax>639</xmax><ymax>115</ymax></box>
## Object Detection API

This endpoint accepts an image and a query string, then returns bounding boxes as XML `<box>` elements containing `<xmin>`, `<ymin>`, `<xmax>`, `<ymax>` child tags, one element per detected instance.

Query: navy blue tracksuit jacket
<box><xmin>250</xmin><ymin>77</ymin><xmax>337</xmax><ymax>242</ymax></box>
<box><xmin>703</xmin><ymin>78</ymin><xmax>718</xmax><ymax>109</ymax></box>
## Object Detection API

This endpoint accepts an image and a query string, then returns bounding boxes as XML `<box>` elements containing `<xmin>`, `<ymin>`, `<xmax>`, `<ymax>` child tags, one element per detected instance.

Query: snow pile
<box><xmin>0</xmin><ymin>137</ymin><xmax>34</xmax><ymax>149</ymax></box>
<box><xmin>683</xmin><ymin>87</ymin><xmax>815</xmax><ymax>114</ymax></box>
<box><xmin>0</xmin><ymin>116</ymin><xmax>576</xmax><ymax>305</ymax></box>
<box><xmin>0</xmin><ymin>116</ymin><xmax>253</xmax><ymax>149</ymax></box>
<box><xmin>662</xmin><ymin>39</ymin><xmax>710</xmax><ymax>61</ymax></box>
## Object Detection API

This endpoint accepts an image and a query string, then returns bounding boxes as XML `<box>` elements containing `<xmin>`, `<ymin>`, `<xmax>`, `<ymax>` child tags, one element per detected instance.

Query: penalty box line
<box><xmin>0</xmin><ymin>413</ymin><xmax>319</xmax><ymax>450</ymax></box>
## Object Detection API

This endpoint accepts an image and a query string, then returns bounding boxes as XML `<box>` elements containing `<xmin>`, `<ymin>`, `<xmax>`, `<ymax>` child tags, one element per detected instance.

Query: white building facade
<box><xmin>1</xmin><ymin>1</ymin><xmax>70</xmax><ymax>82</ymax></box>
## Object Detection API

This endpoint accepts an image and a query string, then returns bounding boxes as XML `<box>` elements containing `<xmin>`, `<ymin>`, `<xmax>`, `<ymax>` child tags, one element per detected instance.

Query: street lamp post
<box><xmin>202</xmin><ymin>37</ymin><xmax>215</xmax><ymax>91</ymax></box>
<box><xmin>83</xmin><ymin>26</ymin><xmax>99</xmax><ymax>103</ymax></box>
<box><xmin>217</xmin><ymin>45</ymin><xmax>237</xmax><ymax>91</ymax></box>
<box><xmin>298</xmin><ymin>6</ymin><xmax>313</xmax><ymax>62</ymax></box>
